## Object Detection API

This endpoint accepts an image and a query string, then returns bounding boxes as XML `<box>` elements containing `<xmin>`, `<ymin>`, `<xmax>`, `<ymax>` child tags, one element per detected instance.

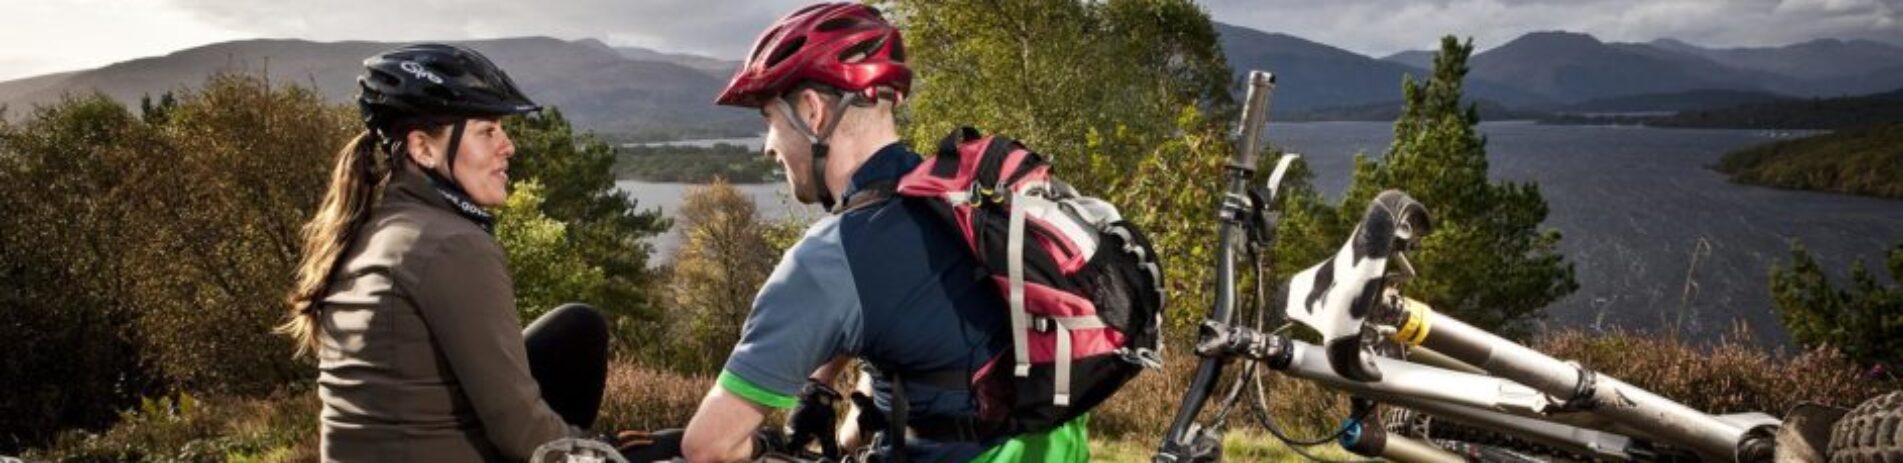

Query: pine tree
<box><xmin>1770</xmin><ymin>242</ymin><xmax>1903</xmax><ymax>370</ymax></box>
<box><xmin>1333</xmin><ymin>37</ymin><xmax>1577</xmax><ymax>336</ymax></box>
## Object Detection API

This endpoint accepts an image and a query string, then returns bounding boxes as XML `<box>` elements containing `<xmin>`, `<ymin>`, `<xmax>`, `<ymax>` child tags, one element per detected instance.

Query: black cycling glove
<box><xmin>615</xmin><ymin>428</ymin><xmax>684</xmax><ymax>462</ymax></box>
<box><xmin>786</xmin><ymin>378</ymin><xmax>844</xmax><ymax>458</ymax></box>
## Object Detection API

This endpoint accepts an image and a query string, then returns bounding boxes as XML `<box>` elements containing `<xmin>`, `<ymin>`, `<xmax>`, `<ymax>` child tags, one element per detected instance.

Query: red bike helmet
<box><xmin>714</xmin><ymin>2</ymin><xmax>911</xmax><ymax>108</ymax></box>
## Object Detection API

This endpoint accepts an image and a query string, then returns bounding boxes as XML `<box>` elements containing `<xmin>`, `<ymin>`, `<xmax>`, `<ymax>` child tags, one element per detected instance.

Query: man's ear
<box><xmin>798</xmin><ymin>89</ymin><xmax>830</xmax><ymax>132</ymax></box>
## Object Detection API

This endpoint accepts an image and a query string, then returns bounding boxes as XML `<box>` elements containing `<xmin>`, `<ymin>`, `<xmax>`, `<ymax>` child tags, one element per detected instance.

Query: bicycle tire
<box><xmin>1830</xmin><ymin>390</ymin><xmax>1903</xmax><ymax>463</ymax></box>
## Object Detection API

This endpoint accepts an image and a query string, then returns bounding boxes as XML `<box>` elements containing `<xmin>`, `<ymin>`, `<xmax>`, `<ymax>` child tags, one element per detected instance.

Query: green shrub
<box><xmin>26</xmin><ymin>390</ymin><xmax>318</xmax><ymax>463</ymax></box>
<box><xmin>0</xmin><ymin>73</ymin><xmax>670</xmax><ymax>451</ymax></box>
<box><xmin>497</xmin><ymin>180</ymin><xmax>610</xmax><ymax>321</ymax></box>
<box><xmin>1714</xmin><ymin>123</ymin><xmax>1903</xmax><ymax>199</ymax></box>
<box><xmin>0</xmin><ymin>95</ymin><xmax>170</xmax><ymax>451</ymax></box>
<box><xmin>1770</xmin><ymin>242</ymin><xmax>1903</xmax><ymax>371</ymax></box>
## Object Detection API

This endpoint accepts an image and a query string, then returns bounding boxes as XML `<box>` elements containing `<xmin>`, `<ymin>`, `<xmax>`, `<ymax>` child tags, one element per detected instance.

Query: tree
<box><xmin>497</xmin><ymin>180</ymin><xmax>610</xmax><ymax>321</ymax></box>
<box><xmin>506</xmin><ymin>108</ymin><xmax>671</xmax><ymax>349</ymax></box>
<box><xmin>1770</xmin><ymin>242</ymin><xmax>1903</xmax><ymax>371</ymax></box>
<box><xmin>0</xmin><ymin>94</ymin><xmax>158</xmax><ymax>452</ymax></box>
<box><xmin>0</xmin><ymin>72</ymin><xmax>677</xmax><ymax>448</ymax></box>
<box><xmin>887</xmin><ymin>0</ymin><xmax>1236</xmax><ymax>334</ymax></box>
<box><xmin>665</xmin><ymin>180</ymin><xmax>781</xmax><ymax>371</ymax></box>
<box><xmin>131</xmin><ymin>74</ymin><xmax>349</xmax><ymax>392</ymax></box>
<box><xmin>1327</xmin><ymin>37</ymin><xmax>1577</xmax><ymax>336</ymax></box>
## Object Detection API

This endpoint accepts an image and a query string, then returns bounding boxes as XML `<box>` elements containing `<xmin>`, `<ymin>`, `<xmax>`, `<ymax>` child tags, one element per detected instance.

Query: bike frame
<box><xmin>1155</xmin><ymin>68</ymin><xmax>1782</xmax><ymax>463</ymax></box>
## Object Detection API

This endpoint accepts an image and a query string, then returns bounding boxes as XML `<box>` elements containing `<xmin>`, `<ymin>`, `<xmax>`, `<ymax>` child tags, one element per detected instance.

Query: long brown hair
<box><xmin>279</xmin><ymin>131</ymin><xmax>388</xmax><ymax>356</ymax></box>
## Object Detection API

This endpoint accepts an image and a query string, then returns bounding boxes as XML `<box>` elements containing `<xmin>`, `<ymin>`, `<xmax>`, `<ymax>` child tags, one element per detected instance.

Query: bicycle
<box><xmin>535</xmin><ymin>70</ymin><xmax>1900</xmax><ymax>463</ymax></box>
<box><xmin>1152</xmin><ymin>70</ymin><xmax>1902</xmax><ymax>463</ymax></box>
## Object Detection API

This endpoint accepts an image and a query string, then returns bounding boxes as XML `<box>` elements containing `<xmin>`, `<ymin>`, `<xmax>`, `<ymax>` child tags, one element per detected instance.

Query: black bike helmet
<box><xmin>357</xmin><ymin>43</ymin><xmax>540</xmax><ymax>132</ymax></box>
<box><xmin>356</xmin><ymin>43</ymin><xmax>539</xmax><ymax>230</ymax></box>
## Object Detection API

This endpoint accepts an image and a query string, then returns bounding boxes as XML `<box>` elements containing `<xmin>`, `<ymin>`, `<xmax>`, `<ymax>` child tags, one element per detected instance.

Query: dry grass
<box><xmin>1093</xmin><ymin>346</ymin><xmax>1354</xmax><ymax>441</ymax></box>
<box><xmin>24</xmin><ymin>329</ymin><xmax>1892</xmax><ymax>462</ymax></box>
<box><xmin>27</xmin><ymin>389</ymin><xmax>319</xmax><ymax>463</ymax></box>
<box><xmin>1536</xmin><ymin>327</ymin><xmax>1892</xmax><ymax>413</ymax></box>
<box><xmin>598</xmin><ymin>359</ymin><xmax>718</xmax><ymax>431</ymax></box>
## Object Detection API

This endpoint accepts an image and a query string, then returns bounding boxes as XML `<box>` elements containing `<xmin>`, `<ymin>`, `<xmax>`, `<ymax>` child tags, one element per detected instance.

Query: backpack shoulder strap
<box><xmin>833</xmin><ymin>179</ymin><xmax>898</xmax><ymax>215</ymax></box>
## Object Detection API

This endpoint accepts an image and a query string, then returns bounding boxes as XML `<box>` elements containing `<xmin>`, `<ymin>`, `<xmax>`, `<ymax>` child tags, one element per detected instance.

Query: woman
<box><xmin>279</xmin><ymin>43</ymin><xmax>609</xmax><ymax>462</ymax></box>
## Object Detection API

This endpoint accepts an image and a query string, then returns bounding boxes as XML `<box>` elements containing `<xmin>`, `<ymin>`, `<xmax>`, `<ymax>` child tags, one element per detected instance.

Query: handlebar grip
<box><xmin>1231</xmin><ymin>71</ymin><xmax>1276</xmax><ymax>170</ymax></box>
<box><xmin>1360</xmin><ymin>190</ymin><xmax>1432</xmax><ymax>252</ymax></box>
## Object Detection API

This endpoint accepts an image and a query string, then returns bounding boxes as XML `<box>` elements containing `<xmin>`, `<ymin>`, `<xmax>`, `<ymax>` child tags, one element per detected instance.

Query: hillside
<box><xmin>1562</xmin><ymin>89</ymin><xmax>1792</xmax><ymax>113</ymax></box>
<box><xmin>1381</xmin><ymin>50</ymin><xmax>1434</xmax><ymax>70</ymax></box>
<box><xmin>0</xmin><ymin>37</ymin><xmax>752</xmax><ymax>139</ymax></box>
<box><xmin>611</xmin><ymin>44</ymin><xmax>738</xmax><ymax>79</ymax></box>
<box><xmin>1214</xmin><ymin>23</ymin><xmax>1551</xmax><ymax>111</ymax></box>
<box><xmin>1280</xmin><ymin>98</ymin><xmax>1547</xmax><ymax>122</ymax></box>
<box><xmin>6</xmin><ymin>26</ymin><xmax>1900</xmax><ymax>128</ymax></box>
<box><xmin>1469</xmin><ymin>31</ymin><xmax>1789</xmax><ymax>104</ymax></box>
<box><xmin>1714</xmin><ymin>122</ymin><xmax>1903</xmax><ymax>199</ymax></box>
<box><xmin>1649</xmin><ymin>38</ymin><xmax>1903</xmax><ymax>83</ymax></box>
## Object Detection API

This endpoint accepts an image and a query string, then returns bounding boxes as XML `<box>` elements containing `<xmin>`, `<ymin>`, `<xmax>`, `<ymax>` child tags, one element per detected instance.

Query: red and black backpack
<box><xmin>865</xmin><ymin>126</ymin><xmax>1167</xmax><ymax>447</ymax></box>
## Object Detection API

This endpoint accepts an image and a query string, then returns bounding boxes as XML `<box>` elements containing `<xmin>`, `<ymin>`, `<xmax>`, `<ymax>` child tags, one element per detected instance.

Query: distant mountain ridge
<box><xmin>1380</xmin><ymin>50</ymin><xmax>1434</xmax><ymax>70</ymax></box>
<box><xmin>1214</xmin><ymin>22</ymin><xmax>1553</xmax><ymax>112</ymax></box>
<box><xmin>608</xmin><ymin>44</ymin><xmax>739</xmax><ymax>79</ymax></box>
<box><xmin>1468</xmin><ymin>31</ymin><xmax>1785</xmax><ymax>104</ymax></box>
<box><xmin>0</xmin><ymin>37</ymin><xmax>750</xmax><ymax>138</ymax></box>
<box><xmin>3</xmin><ymin>25</ymin><xmax>1900</xmax><ymax>129</ymax></box>
<box><xmin>1470</xmin><ymin>31</ymin><xmax>1903</xmax><ymax>105</ymax></box>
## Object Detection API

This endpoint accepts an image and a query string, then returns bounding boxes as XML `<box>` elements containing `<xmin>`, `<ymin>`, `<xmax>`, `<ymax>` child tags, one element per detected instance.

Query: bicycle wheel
<box><xmin>1830</xmin><ymin>390</ymin><xmax>1903</xmax><ymax>463</ymax></box>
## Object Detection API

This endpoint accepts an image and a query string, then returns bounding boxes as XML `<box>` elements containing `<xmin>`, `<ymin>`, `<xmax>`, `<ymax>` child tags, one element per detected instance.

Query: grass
<box><xmin>21</xmin><ymin>330</ymin><xmax>1894</xmax><ymax>462</ymax></box>
<box><xmin>1093</xmin><ymin>427</ymin><xmax>1361</xmax><ymax>462</ymax></box>
<box><xmin>25</xmin><ymin>389</ymin><xmax>318</xmax><ymax>463</ymax></box>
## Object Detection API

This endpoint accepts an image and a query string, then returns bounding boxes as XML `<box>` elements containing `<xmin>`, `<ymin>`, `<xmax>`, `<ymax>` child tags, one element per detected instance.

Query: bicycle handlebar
<box><xmin>1230</xmin><ymin>71</ymin><xmax>1276</xmax><ymax>171</ymax></box>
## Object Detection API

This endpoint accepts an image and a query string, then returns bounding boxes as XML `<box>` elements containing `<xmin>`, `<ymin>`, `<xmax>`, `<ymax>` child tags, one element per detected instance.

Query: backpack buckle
<box><xmin>1032</xmin><ymin>316</ymin><xmax>1055</xmax><ymax>333</ymax></box>
<box><xmin>1119</xmin><ymin>347</ymin><xmax>1165</xmax><ymax>369</ymax></box>
<box><xmin>966</xmin><ymin>182</ymin><xmax>988</xmax><ymax>206</ymax></box>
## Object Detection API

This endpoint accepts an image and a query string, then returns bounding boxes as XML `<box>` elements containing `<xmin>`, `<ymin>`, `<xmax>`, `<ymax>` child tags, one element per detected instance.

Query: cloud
<box><xmin>0</xmin><ymin>0</ymin><xmax>246</xmax><ymax>81</ymax></box>
<box><xmin>160</xmin><ymin>0</ymin><xmax>814</xmax><ymax>58</ymax></box>
<box><xmin>3</xmin><ymin>0</ymin><xmax>1900</xmax><ymax>81</ymax></box>
<box><xmin>1200</xmin><ymin>0</ymin><xmax>1903</xmax><ymax>55</ymax></box>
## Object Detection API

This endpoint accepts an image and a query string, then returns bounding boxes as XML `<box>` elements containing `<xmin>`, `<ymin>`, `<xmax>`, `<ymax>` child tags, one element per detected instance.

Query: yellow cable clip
<box><xmin>1392</xmin><ymin>297</ymin><xmax>1433</xmax><ymax>346</ymax></box>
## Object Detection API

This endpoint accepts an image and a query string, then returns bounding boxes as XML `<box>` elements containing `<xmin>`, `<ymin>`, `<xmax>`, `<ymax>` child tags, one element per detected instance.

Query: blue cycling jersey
<box><xmin>718</xmin><ymin>142</ymin><xmax>1016</xmax><ymax>462</ymax></box>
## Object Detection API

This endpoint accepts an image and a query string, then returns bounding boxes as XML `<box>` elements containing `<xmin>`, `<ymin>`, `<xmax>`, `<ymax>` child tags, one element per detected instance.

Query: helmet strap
<box><xmin>441</xmin><ymin>120</ymin><xmax>467</xmax><ymax>188</ymax></box>
<box><xmin>407</xmin><ymin>119</ymin><xmax>496</xmax><ymax>233</ymax></box>
<box><xmin>775</xmin><ymin>91</ymin><xmax>863</xmax><ymax>212</ymax></box>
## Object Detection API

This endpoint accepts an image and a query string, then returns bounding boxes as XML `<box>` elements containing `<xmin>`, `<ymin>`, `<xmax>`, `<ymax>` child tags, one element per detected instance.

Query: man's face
<box><xmin>762</xmin><ymin>97</ymin><xmax>819</xmax><ymax>204</ymax></box>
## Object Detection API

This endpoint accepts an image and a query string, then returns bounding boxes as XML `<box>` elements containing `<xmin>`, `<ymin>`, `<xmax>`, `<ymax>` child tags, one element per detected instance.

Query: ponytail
<box><xmin>280</xmin><ymin>131</ymin><xmax>388</xmax><ymax>357</ymax></box>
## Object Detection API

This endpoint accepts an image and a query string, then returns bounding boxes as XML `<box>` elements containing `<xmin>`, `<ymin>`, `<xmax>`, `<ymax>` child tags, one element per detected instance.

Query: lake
<box><xmin>613</xmin><ymin>180</ymin><xmax>820</xmax><ymax>259</ymax></box>
<box><xmin>620</xmin><ymin>133</ymin><xmax>766</xmax><ymax>151</ymax></box>
<box><xmin>617</xmin><ymin>121</ymin><xmax>1903</xmax><ymax>347</ymax></box>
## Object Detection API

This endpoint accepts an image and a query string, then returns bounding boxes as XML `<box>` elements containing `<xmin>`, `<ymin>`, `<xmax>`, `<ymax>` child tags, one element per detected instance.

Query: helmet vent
<box><xmin>766</xmin><ymin>36</ymin><xmax>807</xmax><ymax>68</ymax></box>
<box><xmin>839</xmin><ymin>36</ymin><xmax>885</xmax><ymax>64</ymax></box>
<box><xmin>369</xmin><ymin>69</ymin><xmax>402</xmax><ymax>86</ymax></box>
<box><xmin>816</xmin><ymin>17</ymin><xmax>862</xmax><ymax>32</ymax></box>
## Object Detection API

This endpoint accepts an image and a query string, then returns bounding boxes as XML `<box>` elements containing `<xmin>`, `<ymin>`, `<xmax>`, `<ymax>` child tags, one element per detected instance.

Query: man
<box><xmin>656</xmin><ymin>3</ymin><xmax>1089</xmax><ymax>462</ymax></box>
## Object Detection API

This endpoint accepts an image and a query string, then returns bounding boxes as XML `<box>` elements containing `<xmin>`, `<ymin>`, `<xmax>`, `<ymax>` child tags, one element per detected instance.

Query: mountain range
<box><xmin>0</xmin><ymin>37</ymin><xmax>749</xmax><ymax>138</ymax></box>
<box><xmin>2</xmin><ymin>23</ymin><xmax>1900</xmax><ymax>135</ymax></box>
<box><xmin>1387</xmin><ymin>31</ymin><xmax>1903</xmax><ymax>107</ymax></box>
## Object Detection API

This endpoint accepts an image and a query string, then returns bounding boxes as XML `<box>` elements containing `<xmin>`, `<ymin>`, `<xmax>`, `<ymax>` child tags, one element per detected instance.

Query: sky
<box><xmin>1</xmin><ymin>0</ymin><xmax>1899</xmax><ymax>81</ymax></box>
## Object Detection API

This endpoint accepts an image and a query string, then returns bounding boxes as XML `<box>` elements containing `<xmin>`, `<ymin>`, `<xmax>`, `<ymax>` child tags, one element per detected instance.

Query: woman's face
<box><xmin>409</xmin><ymin>117</ymin><xmax>517</xmax><ymax>207</ymax></box>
